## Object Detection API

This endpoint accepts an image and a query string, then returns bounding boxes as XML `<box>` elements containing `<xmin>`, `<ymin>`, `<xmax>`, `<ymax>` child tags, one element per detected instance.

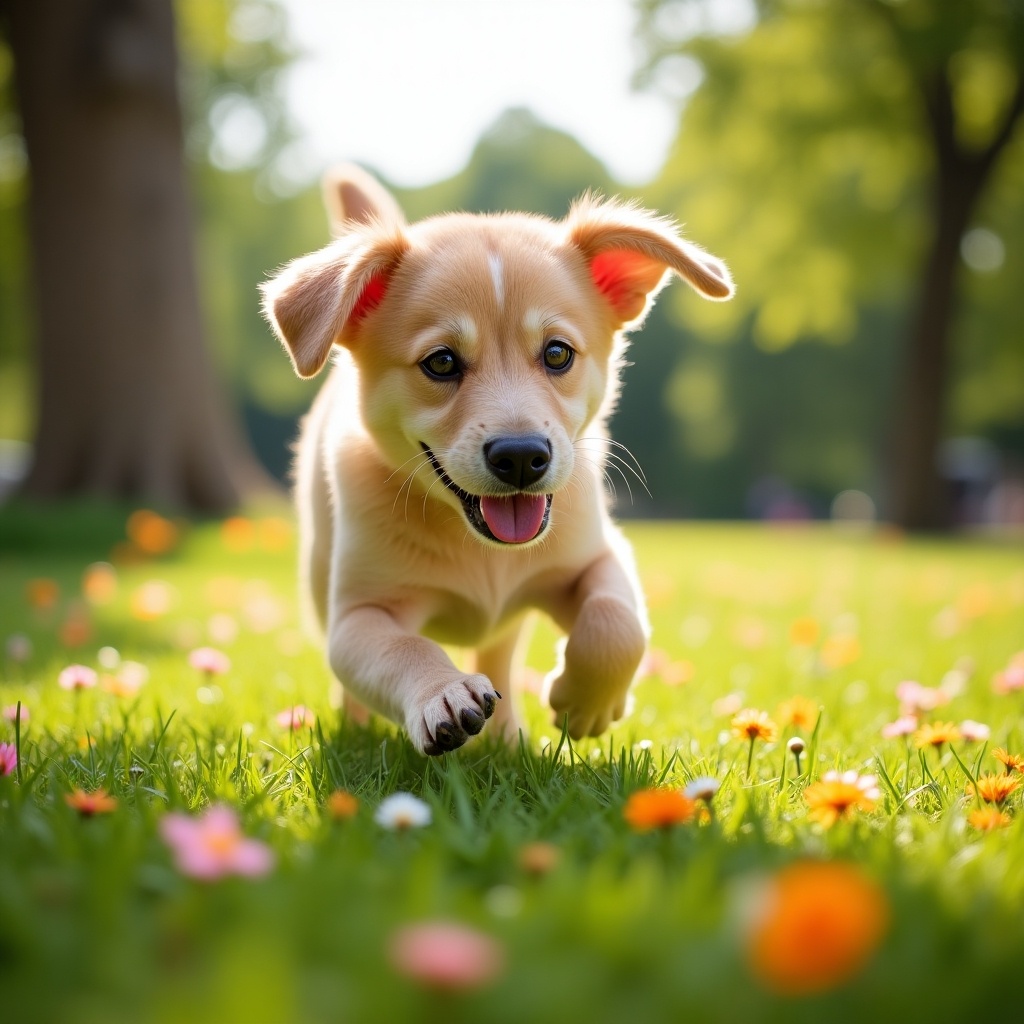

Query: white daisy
<box><xmin>374</xmin><ymin>792</ymin><xmax>432</xmax><ymax>831</ymax></box>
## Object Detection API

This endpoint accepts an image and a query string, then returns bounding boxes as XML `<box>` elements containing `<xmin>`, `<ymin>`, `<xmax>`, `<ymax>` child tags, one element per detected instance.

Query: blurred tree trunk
<box><xmin>881</xmin><ymin>35</ymin><xmax>1024</xmax><ymax>531</ymax></box>
<box><xmin>3</xmin><ymin>0</ymin><xmax>271</xmax><ymax>512</ymax></box>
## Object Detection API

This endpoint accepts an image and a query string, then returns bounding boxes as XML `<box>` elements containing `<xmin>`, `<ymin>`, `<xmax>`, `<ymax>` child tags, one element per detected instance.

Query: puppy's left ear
<box><xmin>565</xmin><ymin>196</ymin><xmax>733</xmax><ymax>326</ymax></box>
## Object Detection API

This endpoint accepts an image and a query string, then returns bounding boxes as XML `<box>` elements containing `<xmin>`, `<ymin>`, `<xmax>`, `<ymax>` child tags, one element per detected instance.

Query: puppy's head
<box><xmin>261</xmin><ymin>167</ymin><xmax>732</xmax><ymax>547</ymax></box>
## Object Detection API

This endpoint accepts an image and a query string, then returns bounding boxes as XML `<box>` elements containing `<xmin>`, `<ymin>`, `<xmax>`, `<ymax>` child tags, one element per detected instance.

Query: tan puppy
<box><xmin>261</xmin><ymin>166</ymin><xmax>732</xmax><ymax>755</ymax></box>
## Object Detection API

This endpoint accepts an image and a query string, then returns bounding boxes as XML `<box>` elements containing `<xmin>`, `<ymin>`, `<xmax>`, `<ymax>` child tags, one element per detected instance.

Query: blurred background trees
<box><xmin>0</xmin><ymin>0</ymin><xmax>1021</xmax><ymax>525</ymax></box>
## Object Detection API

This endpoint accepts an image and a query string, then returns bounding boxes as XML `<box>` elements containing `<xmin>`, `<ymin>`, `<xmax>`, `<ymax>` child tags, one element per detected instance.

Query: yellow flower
<box><xmin>746</xmin><ymin>861</ymin><xmax>889</xmax><ymax>995</ymax></box>
<box><xmin>968</xmin><ymin>807</ymin><xmax>1011</xmax><ymax>831</ymax></box>
<box><xmin>776</xmin><ymin>695</ymin><xmax>819</xmax><ymax>732</ymax></box>
<box><xmin>993</xmin><ymin>748</ymin><xmax>1024</xmax><ymax>773</ymax></box>
<box><xmin>623</xmin><ymin>788</ymin><xmax>696</xmax><ymax>831</ymax></box>
<box><xmin>803</xmin><ymin>771</ymin><xmax>880</xmax><ymax>828</ymax></box>
<box><xmin>967</xmin><ymin>773</ymin><xmax>1019</xmax><ymax>804</ymax></box>
<box><xmin>913</xmin><ymin>721</ymin><xmax>961</xmax><ymax>749</ymax></box>
<box><xmin>731</xmin><ymin>709</ymin><xmax>779</xmax><ymax>744</ymax></box>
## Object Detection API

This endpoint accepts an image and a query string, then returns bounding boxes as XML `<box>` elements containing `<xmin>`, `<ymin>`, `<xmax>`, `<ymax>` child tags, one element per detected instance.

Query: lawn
<box><xmin>1</xmin><ymin>504</ymin><xmax>1022</xmax><ymax>1023</ymax></box>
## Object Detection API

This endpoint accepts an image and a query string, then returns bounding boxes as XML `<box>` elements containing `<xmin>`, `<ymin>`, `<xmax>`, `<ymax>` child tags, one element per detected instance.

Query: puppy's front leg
<box><xmin>328</xmin><ymin>605</ymin><xmax>499</xmax><ymax>756</ymax></box>
<box><xmin>543</xmin><ymin>552</ymin><xmax>649</xmax><ymax>740</ymax></box>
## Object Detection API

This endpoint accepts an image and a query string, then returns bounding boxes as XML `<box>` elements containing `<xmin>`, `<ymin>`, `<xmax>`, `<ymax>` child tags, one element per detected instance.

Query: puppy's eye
<box><xmin>421</xmin><ymin>349</ymin><xmax>461</xmax><ymax>381</ymax></box>
<box><xmin>543</xmin><ymin>339</ymin><xmax>574</xmax><ymax>372</ymax></box>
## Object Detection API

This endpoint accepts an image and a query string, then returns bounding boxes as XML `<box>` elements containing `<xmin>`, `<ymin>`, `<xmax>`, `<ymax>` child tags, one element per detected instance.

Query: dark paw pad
<box><xmin>460</xmin><ymin>706</ymin><xmax>485</xmax><ymax>735</ymax></box>
<box><xmin>432</xmin><ymin>720</ymin><xmax>467</xmax><ymax>752</ymax></box>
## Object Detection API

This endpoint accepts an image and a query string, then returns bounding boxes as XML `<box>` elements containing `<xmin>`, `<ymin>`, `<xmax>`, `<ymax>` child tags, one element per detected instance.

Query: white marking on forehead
<box><xmin>488</xmin><ymin>253</ymin><xmax>504</xmax><ymax>308</ymax></box>
<box><xmin>454</xmin><ymin>314</ymin><xmax>478</xmax><ymax>347</ymax></box>
<box><xmin>523</xmin><ymin>308</ymin><xmax>546</xmax><ymax>333</ymax></box>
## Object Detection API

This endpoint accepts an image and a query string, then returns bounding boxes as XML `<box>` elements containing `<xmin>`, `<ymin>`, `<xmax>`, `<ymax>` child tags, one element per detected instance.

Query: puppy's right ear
<box><xmin>260</xmin><ymin>229</ymin><xmax>408</xmax><ymax>378</ymax></box>
<box><xmin>322</xmin><ymin>163</ymin><xmax>405</xmax><ymax>235</ymax></box>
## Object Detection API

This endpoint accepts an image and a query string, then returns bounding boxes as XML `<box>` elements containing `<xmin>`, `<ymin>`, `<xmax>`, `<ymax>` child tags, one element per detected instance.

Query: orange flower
<box><xmin>126</xmin><ymin>509</ymin><xmax>179</xmax><ymax>556</ymax></box>
<box><xmin>26</xmin><ymin>578</ymin><xmax>60</xmax><ymax>610</ymax></box>
<box><xmin>820</xmin><ymin>634</ymin><xmax>861</xmax><ymax>670</ymax></box>
<box><xmin>777</xmin><ymin>695</ymin><xmax>819</xmax><ymax>732</ymax></box>
<box><xmin>968</xmin><ymin>807</ymin><xmax>1011</xmax><ymax>831</ymax></box>
<box><xmin>82</xmin><ymin>562</ymin><xmax>118</xmax><ymax>604</ymax></box>
<box><xmin>803</xmin><ymin>771</ymin><xmax>880</xmax><ymax>828</ymax></box>
<box><xmin>326</xmin><ymin>790</ymin><xmax>359</xmax><ymax>820</ymax></box>
<box><xmin>65</xmin><ymin>788</ymin><xmax>118</xmax><ymax>816</ymax></box>
<box><xmin>221</xmin><ymin>516</ymin><xmax>256</xmax><ymax>553</ymax></box>
<box><xmin>913</xmin><ymin>721</ymin><xmax>961</xmax><ymax>750</ymax></box>
<box><xmin>518</xmin><ymin>841</ymin><xmax>561</xmax><ymax>876</ymax></box>
<box><xmin>731</xmin><ymin>709</ymin><xmax>779</xmax><ymax>744</ymax></box>
<box><xmin>746</xmin><ymin>861</ymin><xmax>889</xmax><ymax>995</ymax></box>
<box><xmin>623</xmin><ymin>788</ymin><xmax>696</xmax><ymax>831</ymax></box>
<box><xmin>993</xmin><ymin>748</ymin><xmax>1024</xmax><ymax>773</ymax></box>
<box><xmin>967</xmin><ymin>773</ymin><xmax>1019</xmax><ymax>804</ymax></box>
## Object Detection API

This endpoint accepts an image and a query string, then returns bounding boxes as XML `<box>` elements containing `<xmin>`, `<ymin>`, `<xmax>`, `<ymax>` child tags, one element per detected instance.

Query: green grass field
<box><xmin>1</xmin><ymin>505</ymin><xmax>1022</xmax><ymax>1023</ymax></box>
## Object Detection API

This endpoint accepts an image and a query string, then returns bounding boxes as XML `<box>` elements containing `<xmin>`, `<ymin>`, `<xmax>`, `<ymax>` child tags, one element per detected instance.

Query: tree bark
<box><xmin>885</xmin><ymin>70</ymin><xmax>1024</xmax><ymax>531</ymax></box>
<box><xmin>5</xmin><ymin>0</ymin><xmax>272</xmax><ymax>512</ymax></box>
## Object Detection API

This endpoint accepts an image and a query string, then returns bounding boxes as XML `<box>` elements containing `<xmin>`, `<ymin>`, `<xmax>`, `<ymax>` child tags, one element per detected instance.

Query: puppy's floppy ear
<box><xmin>261</xmin><ymin>228</ymin><xmax>408</xmax><ymax>378</ymax></box>
<box><xmin>565</xmin><ymin>195</ymin><xmax>733</xmax><ymax>326</ymax></box>
<box><xmin>322</xmin><ymin>163</ymin><xmax>405</xmax><ymax>236</ymax></box>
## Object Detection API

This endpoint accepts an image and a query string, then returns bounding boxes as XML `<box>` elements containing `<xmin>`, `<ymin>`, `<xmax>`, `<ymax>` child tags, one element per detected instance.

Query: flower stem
<box><xmin>746</xmin><ymin>737</ymin><xmax>755</xmax><ymax>779</ymax></box>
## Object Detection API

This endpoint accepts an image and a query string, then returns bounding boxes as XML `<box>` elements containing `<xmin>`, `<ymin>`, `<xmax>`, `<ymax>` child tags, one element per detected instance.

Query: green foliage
<box><xmin>1</xmin><ymin>509</ymin><xmax>1023</xmax><ymax>1021</ymax></box>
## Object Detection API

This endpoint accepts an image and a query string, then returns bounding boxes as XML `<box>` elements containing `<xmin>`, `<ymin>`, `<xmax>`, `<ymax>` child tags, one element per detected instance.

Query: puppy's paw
<box><xmin>408</xmin><ymin>674</ymin><xmax>500</xmax><ymax>756</ymax></box>
<box><xmin>543</xmin><ymin>670</ymin><xmax>633</xmax><ymax>741</ymax></box>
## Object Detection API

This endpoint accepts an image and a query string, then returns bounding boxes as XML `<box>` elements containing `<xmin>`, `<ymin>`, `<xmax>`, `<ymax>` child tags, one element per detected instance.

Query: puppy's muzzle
<box><xmin>484</xmin><ymin>434</ymin><xmax>551</xmax><ymax>488</ymax></box>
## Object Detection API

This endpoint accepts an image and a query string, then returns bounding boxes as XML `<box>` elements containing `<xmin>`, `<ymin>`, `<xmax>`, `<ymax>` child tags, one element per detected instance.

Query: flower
<box><xmin>967</xmin><ymin>773</ymin><xmax>1019</xmax><ymax>804</ymax></box>
<box><xmin>160</xmin><ymin>805</ymin><xmax>275</xmax><ymax>880</ymax></box>
<box><xmin>65</xmin><ymin>788</ymin><xmax>117</xmax><ymax>816</ymax></box>
<box><xmin>913</xmin><ymin>721</ymin><xmax>961</xmax><ymax>750</ymax></box>
<box><xmin>684</xmin><ymin>776</ymin><xmax>722</xmax><ymax>802</ymax></box>
<box><xmin>389</xmin><ymin>922</ymin><xmax>504</xmax><ymax>990</ymax></box>
<box><xmin>776</xmin><ymin>695</ymin><xmax>818</xmax><ymax>731</ymax></box>
<box><xmin>188</xmin><ymin>646</ymin><xmax>230</xmax><ymax>675</ymax></box>
<box><xmin>126</xmin><ymin>509</ymin><xmax>179</xmax><ymax>555</ymax></box>
<box><xmin>2</xmin><ymin>704</ymin><xmax>28</xmax><ymax>724</ymax></box>
<box><xmin>25</xmin><ymin>578</ymin><xmax>59</xmax><ymax>610</ymax></box>
<box><xmin>518</xmin><ymin>841</ymin><xmax>561</xmax><ymax>876</ymax></box>
<box><xmin>326</xmin><ymin>790</ymin><xmax>359</xmax><ymax>820</ymax></box>
<box><xmin>374</xmin><ymin>792</ymin><xmax>432</xmax><ymax>830</ymax></box>
<box><xmin>992</xmin><ymin>653</ymin><xmax>1024</xmax><ymax>694</ymax></box>
<box><xmin>276</xmin><ymin>704</ymin><xmax>316</xmax><ymax>730</ymax></box>
<box><xmin>0</xmin><ymin>742</ymin><xmax>17</xmax><ymax>777</ymax></box>
<box><xmin>803</xmin><ymin>771</ymin><xmax>880</xmax><ymax>828</ymax></box>
<box><xmin>58</xmin><ymin>664</ymin><xmax>97</xmax><ymax>691</ymax></box>
<box><xmin>896</xmin><ymin>679</ymin><xmax>948</xmax><ymax>714</ymax></box>
<box><xmin>5</xmin><ymin>634</ymin><xmax>32</xmax><ymax>662</ymax></box>
<box><xmin>788</xmin><ymin>616</ymin><xmax>820</xmax><ymax>647</ymax></box>
<box><xmin>623</xmin><ymin>787</ymin><xmax>696</xmax><ymax>830</ymax></box>
<box><xmin>731</xmin><ymin>709</ymin><xmax>778</xmax><ymax>744</ymax></box>
<box><xmin>993</xmin><ymin>748</ymin><xmax>1024</xmax><ymax>773</ymax></box>
<box><xmin>881</xmin><ymin>715</ymin><xmax>918</xmax><ymax>739</ymax></box>
<box><xmin>968</xmin><ymin>807</ymin><xmax>1011</xmax><ymax>831</ymax></box>
<box><xmin>959</xmin><ymin>720</ymin><xmax>990</xmax><ymax>743</ymax></box>
<box><xmin>745</xmin><ymin>861</ymin><xmax>889</xmax><ymax>995</ymax></box>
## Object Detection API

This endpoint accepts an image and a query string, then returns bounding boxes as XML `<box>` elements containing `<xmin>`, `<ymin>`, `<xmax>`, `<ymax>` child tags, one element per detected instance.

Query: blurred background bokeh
<box><xmin>0</xmin><ymin>0</ymin><xmax>1021</xmax><ymax>530</ymax></box>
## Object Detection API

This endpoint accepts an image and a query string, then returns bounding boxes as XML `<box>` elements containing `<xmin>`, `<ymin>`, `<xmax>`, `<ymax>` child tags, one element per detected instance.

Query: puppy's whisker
<box><xmin>575</xmin><ymin>436</ymin><xmax>648</xmax><ymax>485</ymax></box>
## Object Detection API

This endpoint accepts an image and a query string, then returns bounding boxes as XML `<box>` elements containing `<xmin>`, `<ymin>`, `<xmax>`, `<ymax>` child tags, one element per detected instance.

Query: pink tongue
<box><xmin>480</xmin><ymin>494</ymin><xmax>547</xmax><ymax>544</ymax></box>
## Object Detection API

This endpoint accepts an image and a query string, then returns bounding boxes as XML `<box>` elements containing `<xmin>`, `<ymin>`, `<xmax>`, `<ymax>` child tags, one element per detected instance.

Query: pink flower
<box><xmin>895</xmin><ymin>680</ymin><xmax>947</xmax><ymax>715</ymax></box>
<box><xmin>389</xmin><ymin>922</ymin><xmax>505</xmax><ymax>990</ymax></box>
<box><xmin>159</xmin><ymin>805</ymin><xmax>275</xmax><ymax>881</ymax></box>
<box><xmin>959</xmin><ymin>720</ymin><xmax>991</xmax><ymax>742</ymax></box>
<box><xmin>58</xmin><ymin>664</ymin><xmax>97</xmax><ymax>691</ymax></box>
<box><xmin>881</xmin><ymin>715</ymin><xmax>918</xmax><ymax>739</ymax></box>
<box><xmin>188</xmin><ymin>647</ymin><xmax>231</xmax><ymax>675</ymax></box>
<box><xmin>2</xmin><ymin>704</ymin><xmax>28</xmax><ymax>724</ymax></box>
<box><xmin>0</xmin><ymin>742</ymin><xmax>16</xmax><ymax>777</ymax></box>
<box><xmin>275</xmin><ymin>704</ymin><xmax>315</xmax><ymax>730</ymax></box>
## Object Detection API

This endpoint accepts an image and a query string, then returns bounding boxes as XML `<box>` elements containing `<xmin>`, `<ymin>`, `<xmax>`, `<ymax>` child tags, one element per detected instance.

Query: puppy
<box><xmin>261</xmin><ymin>166</ymin><xmax>732</xmax><ymax>755</ymax></box>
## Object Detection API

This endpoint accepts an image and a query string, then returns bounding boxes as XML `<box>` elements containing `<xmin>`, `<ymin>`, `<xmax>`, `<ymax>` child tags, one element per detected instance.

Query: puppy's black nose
<box><xmin>484</xmin><ymin>434</ymin><xmax>551</xmax><ymax>488</ymax></box>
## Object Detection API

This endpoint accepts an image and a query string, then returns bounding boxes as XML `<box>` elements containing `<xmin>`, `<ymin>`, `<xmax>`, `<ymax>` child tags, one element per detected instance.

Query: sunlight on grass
<box><xmin>1</xmin><ymin>508</ymin><xmax>1022</xmax><ymax>1022</ymax></box>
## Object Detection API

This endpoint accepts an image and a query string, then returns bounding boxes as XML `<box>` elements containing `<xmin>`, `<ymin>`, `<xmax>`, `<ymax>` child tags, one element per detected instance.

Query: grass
<box><xmin>1</xmin><ymin>504</ymin><xmax>1023</xmax><ymax>1022</ymax></box>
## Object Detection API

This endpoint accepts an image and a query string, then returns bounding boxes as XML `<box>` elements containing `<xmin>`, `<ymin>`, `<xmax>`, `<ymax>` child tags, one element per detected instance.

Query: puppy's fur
<box><xmin>261</xmin><ymin>166</ymin><xmax>732</xmax><ymax>755</ymax></box>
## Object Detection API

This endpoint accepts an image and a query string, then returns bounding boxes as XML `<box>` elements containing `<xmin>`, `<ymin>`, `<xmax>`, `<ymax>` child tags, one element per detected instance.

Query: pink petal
<box><xmin>229</xmin><ymin>839</ymin><xmax>275</xmax><ymax>877</ymax></box>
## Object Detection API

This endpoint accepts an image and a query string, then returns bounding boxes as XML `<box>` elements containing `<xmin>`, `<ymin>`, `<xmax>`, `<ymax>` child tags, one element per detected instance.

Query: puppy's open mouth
<box><xmin>421</xmin><ymin>444</ymin><xmax>552</xmax><ymax>545</ymax></box>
